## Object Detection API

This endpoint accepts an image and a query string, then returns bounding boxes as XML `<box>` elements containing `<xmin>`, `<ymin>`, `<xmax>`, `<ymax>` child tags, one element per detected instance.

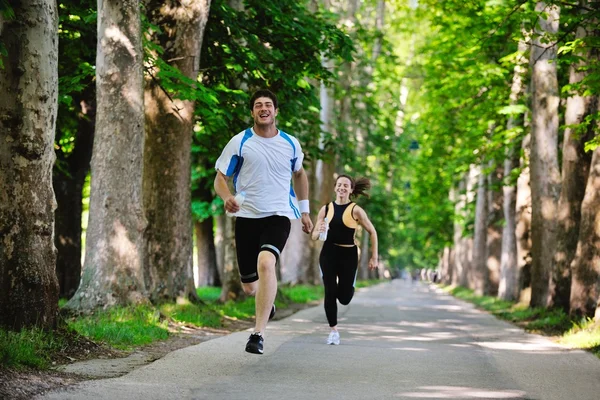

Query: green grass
<box><xmin>278</xmin><ymin>283</ymin><xmax>324</xmax><ymax>303</ymax></box>
<box><xmin>440</xmin><ymin>284</ymin><xmax>599</xmax><ymax>358</ymax></box>
<box><xmin>560</xmin><ymin>318</ymin><xmax>600</xmax><ymax>357</ymax></box>
<box><xmin>0</xmin><ymin>328</ymin><xmax>65</xmax><ymax>369</ymax></box>
<box><xmin>2</xmin><ymin>281</ymin><xmax>374</xmax><ymax>369</ymax></box>
<box><xmin>443</xmin><ymin>285</ymin><xmax>572</xmax><ymax>333</ymax></box>
<box><xmin>66</xmin><ymin>305</ymin><xmax>169</xmax><ymax>349</ymax></box>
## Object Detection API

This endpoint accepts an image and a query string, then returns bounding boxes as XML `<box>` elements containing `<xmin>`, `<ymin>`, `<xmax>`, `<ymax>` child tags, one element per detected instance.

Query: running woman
<box><xmin>214</xmin><ymin>89</ymin><xmax>313</xmax><ymax>354</ymax></box>
<box><xmin>312</xmin><ymin>174</ymin><xmax>378</xmax><ymax>345</ymax></box>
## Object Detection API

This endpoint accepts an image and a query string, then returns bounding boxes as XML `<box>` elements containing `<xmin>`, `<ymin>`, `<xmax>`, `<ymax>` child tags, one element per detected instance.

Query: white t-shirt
<box><xmin>215</xmin><ymin>128</ymin><xmax>305</xmax><ymax>219</ymax></box>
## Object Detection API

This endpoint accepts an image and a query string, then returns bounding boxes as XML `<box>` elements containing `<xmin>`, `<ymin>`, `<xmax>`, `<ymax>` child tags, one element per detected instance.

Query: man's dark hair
<box><xmin>249</xmin><ymin>89</ymin><xmax>278</xmax><ymax>110</ymax></box>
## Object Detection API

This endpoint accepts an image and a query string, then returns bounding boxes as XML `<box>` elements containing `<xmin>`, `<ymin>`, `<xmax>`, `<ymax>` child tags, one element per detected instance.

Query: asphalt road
<box><xmin>39</xmin><ymin>280</ymin><xmax>600</xmax><ymax>400</ymax></box>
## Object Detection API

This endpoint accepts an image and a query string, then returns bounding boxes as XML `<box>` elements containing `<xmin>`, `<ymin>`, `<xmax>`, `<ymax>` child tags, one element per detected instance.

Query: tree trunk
<box><xmin>219</xmin><ymin>216</ymin><xmax>243</xmax><ymax>302</ymax></box>
<box><xmin>194</xmin><ymin>219</ymin><xmax>219</xmax><ymax>287</ymax></box>
<box><xmin>305</xmin><ymin>50</ymin><xmax>336</xmax><ymax>285</ymax></box>
<box><xmin>441</xmin><ymin>246</ymin><xmax>454</xmax><ymax>285</ymax></box>
<box><xmin>0</xmin><ymin>0</ymin><xmax>60</xmax><ymax>330</ymax></box>
<box><xmin>473</xmin><ymin>165</ymin><xmax>488</xmax><ymax>295</ymax></box>
<box><xmin>529</xmin><ymin>2</ymin><xmax>561</xmax><ymax>308</ymax></box>
<box><xmin>486</xmin><ymin>164</ymin><xmax>503</xmax><ymax>296</ymax></box>
<box><xmin>452</xmin><ymin>180</ymin><xmax>467</xmax><ymax>287</ymax></box>
<box><xmin>550</xmin><ymin>4</ymin><xmax>596</xmax><ymax>311</ymax></box>
<box><xmin>499</xmin><ymin>36</ymin><xmax>528</xmax><ymax>301</ymax></box>
<box><xmin>569</xmin><ymin>147</ymin><xmax>600</xmax><ymax>318</ymax></box>
<box><xmin>142</xmin><ymin>0</ymin><xmax>211</xmax><ymax>303</ymax></box>
<box><xmin>66</xmin><ymin>0</ymin><xmax>147</xmax><ymax>311</ymax></box>
<box><xmin>54</xmin><ymin>87</ymin><xmax>95</xmax><ymax>299</ymax></box>
<box><xmin>214</xmin><ymin>214</ymin><xmax>226</xmax><ymax>282</ymax></box>
<box><xmin>280</xmin><ymin>220</ymin><xmax>309</xmax><ymax>284</ymax></box>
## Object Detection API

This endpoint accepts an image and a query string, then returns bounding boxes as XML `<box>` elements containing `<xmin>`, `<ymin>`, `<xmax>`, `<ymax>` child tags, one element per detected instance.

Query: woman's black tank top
<box><xmin>325</xmin><ymin>202</ymin><xmax>358</xmax><ymax>245</ymax></box>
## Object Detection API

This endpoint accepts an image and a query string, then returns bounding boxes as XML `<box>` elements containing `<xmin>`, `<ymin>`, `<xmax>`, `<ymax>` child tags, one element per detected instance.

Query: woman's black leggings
<box><xmin>319</xmin><ymin>242</ymin><xmax>358</xmax><ymax>327</ymax></box>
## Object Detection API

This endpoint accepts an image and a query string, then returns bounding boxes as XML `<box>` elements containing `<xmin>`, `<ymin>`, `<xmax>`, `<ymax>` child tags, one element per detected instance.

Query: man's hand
<box><xmin>301</xmin><ymin>213</ymin><xmax>313</xmax><ymax>234</ymax></box>
<box><xmin>224</xmin><ymin>195</ymin><xmax>241</xmax><ymax>214</ymax></box>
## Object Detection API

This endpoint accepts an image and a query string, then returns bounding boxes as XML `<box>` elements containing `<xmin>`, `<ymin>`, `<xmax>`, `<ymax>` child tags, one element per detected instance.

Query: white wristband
<box><xmin>298</xmin><ymin>200</ymin><xmax>310</xmax><ymax>214</ymax></box>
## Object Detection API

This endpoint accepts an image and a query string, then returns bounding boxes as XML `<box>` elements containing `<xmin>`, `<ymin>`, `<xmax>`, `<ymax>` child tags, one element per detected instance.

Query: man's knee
<box><xmin>242</xmin><ymin>282</ymin><xmax>257</xmax><ymax>296</ymax></box>
<box><xmin>257</xmin><ymin>252</ymin><xmax>276</xmax><ymax>276</ymax></box>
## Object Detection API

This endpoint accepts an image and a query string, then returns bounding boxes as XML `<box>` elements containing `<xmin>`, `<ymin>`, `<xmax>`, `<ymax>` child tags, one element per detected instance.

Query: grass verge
<box><xmin>0</xmin><ymin>328</ymin><xmax>65</xmax><ymax>369</ymax></box>
<box><xmin>440</xmin><ymin>284</ymin><xmax>600</xmax><ymax>358</ymax></box>
<box><xmin>0</xmin><ymin>282</ymin><xmax>331</xmax><ymax>370</ymax></box>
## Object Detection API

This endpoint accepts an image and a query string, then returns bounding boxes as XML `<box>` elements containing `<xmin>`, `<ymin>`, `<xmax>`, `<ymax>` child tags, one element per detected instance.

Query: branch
<box><xmin>144</xmin><ymin>65</ymin><xmax>184</xmax><ymax>117</ymax></box>
<box><xmin>477</xmin><ymin>0</ymin><xmax>528</xmax><ymax>45</ymax></box>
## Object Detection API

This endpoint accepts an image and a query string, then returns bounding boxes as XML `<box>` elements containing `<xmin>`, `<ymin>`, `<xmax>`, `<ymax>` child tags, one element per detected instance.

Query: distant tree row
<box><xmin>398</xmin><ymin>0</ymin><xmax>600</xmax><ymax>319</ymax></box>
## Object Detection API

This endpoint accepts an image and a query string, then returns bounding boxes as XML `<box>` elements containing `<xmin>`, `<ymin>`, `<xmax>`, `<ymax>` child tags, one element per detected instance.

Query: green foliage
<box><xmin>66</xmin><ymin>306</ymin><xmax>169</xmax><ymax>349</ymax></box>
<box><xmin>54</xmin><ymin>0</ymin><xmax>97</xmax><ymax>174</ymax></box>
<box><xmin>0</xmin><ymin>328</ymin><xmax>65</xmax><ymax>369</ymax></box>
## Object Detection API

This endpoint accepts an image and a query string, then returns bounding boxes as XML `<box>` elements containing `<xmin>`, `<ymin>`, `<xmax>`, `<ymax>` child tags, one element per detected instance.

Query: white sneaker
<box><xmin>327</xmin><ymin>330</ymin><xmax>340</xmax><ymax>345</ymax></box>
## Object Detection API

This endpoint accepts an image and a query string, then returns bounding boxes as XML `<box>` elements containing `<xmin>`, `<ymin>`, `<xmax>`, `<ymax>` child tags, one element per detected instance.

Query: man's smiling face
<box><xmin>251</xmin><ymin>96</ymin><xmax>278</xmax><ymax>127</ymax></box>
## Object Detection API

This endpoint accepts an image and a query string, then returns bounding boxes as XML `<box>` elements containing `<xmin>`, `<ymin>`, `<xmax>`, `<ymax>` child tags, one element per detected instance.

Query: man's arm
<box><xmin>292</xmin><ymin>167</ymin><xmax>313</xmax><ymax>234</ymax></box>
<box><xmin>214</xmin><ymin>171</ymin><xmax>239</xmax><ymax>214</ymax></box>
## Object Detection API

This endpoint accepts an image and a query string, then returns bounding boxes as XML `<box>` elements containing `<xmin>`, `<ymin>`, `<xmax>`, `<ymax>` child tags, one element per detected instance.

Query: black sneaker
<box><xmin>269</xmin><ymin>304</ymin><xmax>276</xmax><ymax>320</ymax></box>
<box><xmin>245</xmin><ymin>333</ymin><xmax>264</xmax><ymax>354</ymax></box>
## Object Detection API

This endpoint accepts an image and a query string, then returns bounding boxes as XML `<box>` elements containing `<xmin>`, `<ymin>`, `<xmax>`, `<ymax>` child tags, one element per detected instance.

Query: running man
<box><xmin>214</xmin><ymin>89</ymin><xmax>313</xmax><ymax>354</ymax></box>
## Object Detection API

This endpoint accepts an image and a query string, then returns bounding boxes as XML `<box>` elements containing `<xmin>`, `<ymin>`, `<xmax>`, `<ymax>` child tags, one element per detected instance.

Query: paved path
<box><xmin>39</xmin><ymin>280</ymin><xmax>600</xmax><ymax>400</ymax></box>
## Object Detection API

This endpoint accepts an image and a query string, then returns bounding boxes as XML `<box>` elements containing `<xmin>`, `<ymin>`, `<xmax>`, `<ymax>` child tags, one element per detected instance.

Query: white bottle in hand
<box><xmin>318</xmin><ymin>217</ymin><xmax>329</xmax><ymax>241</ymax></box>
<box><xmin>226</xmin><ymin>191</ymin><xmax>246</xmax><ymax>217</ymax></box>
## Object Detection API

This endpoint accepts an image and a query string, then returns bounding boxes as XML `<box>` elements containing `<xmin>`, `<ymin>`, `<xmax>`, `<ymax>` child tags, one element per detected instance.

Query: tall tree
<box><xmin>486</xmin><ymin>164</ymin><xmax>504</xmax><ymax>296</ymax></box>
<box><xmin>66</xmin><ymin>0</ymin><xmax>147</xmax><ymax>311</ymax></box>
<box><xmin>569</xmin><ymin>144</ymin><xmax>600</xmax><ymax>318</ymax></box>
<box><xmin>499</xmin><ymin>35</ymin><xmax>528</xmax><ymax>302</ymax></box>
<box><xmin>142</xmin><ymin>0</ymin><xmax>211</xmax><ymax>302</ymax></box>
<box><xmin>529</xmin><ymin>2</ymin><xmax>561</xmax><ymax>308</ymax></box>
<box><xmin>516</xmin><ymin>133</ymin><xmax>533</xmax><ymax>300</ymax></box>
<box><xmin>549</xmin><ymin>0</ymin><xmax>596</xmax><ymax>311</ymax></box>
<box><xmin>473</xmin><ymin>164</ymin><xmax>489</xmax><ymax>295</ymax></box>
<box><xmin>0</xmin><ymin>0</ymin><xmax>60</xmax><ymax>329</ymax></box>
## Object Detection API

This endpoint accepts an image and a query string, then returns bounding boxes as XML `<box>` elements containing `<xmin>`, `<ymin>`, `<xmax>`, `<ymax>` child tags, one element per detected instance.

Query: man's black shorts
<box><xmin>234</xmin><ymin>216</ymin><xmax>291</xmax><ymax>283</ymax></box>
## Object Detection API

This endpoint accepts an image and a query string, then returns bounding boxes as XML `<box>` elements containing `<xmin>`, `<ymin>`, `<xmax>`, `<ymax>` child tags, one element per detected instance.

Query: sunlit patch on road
<box><xmin>397</xmin><ymin>385</ymin><xmax>528</xmax><ymax>398</ymax></box>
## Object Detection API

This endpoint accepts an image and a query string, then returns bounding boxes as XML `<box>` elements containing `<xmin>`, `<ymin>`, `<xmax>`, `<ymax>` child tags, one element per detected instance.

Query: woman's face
<box><xmin>335</xmin><ymin>177</ymin><xmax>353</xmax><ymax>197</ymax></box>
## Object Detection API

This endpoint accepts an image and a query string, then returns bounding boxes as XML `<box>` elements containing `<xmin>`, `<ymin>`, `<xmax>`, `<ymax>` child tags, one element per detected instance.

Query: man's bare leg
<box><xmin>253</xmin><ymin>251</ymin><xmax>277</xmax><ymax>334</ymax></box>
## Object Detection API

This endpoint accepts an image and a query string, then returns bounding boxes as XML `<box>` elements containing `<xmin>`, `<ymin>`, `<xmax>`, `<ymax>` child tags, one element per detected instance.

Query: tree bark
<box><xmin>486</xmin><ymin>164</ymin><xmax>503</xmax><ymax>296</ymax></box>
<box><xmin>142</xmin><ymin>0</ymin><xmax>211</xmax><ymax>303</ymax></box>
<box><xmin>0</xmin><ymin>0</ymin><xmax>60</xmax><ymax>330</ymax></box>
<box><xmin>529</xmin><ymin>2</ymin><xmax>561</xmax><ymax>308</ymax></box>
<box><xmin>569</xmin><ymin>147</ymin><xmax>600</xmax><ymax>318</ymax></box>
<box><xmin>516</xmin><ymin>133</ymin><xmax>533</xmax><ymax>302</ymax></box>
<box><xmin>499</xmin><ymin>36</ymin><xmax>528</xmax><ymax>301</ymax></box>
<box><xmin>219</xmin><ymin>216</ymin><xmax>243</xmax><ymax>302</ymax></box>
<box><xmin>194</xmin><ymin>219</ymin><xmax>219</xmax><ymax>287</ymax></box>
<box><xmin>452</xmin><ymin>179</ymin><xmax>468</xmax><ymax>287</ymax></box>
<box><xmin>473</xmin><ymin>165</ymin><xmax>488</xmax><ymax>295</ymax></box>
<box><xmin>66</xmin><ymin>0</ymin><xmax>147</xmax><ymax>311</ymax></box>
<box><xmin>550</xmin><ymin>2</ymin><xmax>596</xmax><ymax>311</ymax></box>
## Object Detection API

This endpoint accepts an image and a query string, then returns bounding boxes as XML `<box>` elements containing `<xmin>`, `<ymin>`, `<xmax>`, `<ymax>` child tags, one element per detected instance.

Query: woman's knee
<box><xmin>338</xmin><ymin>290</ymin><xmax>355</xmax><ymax>305</ymax></box>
